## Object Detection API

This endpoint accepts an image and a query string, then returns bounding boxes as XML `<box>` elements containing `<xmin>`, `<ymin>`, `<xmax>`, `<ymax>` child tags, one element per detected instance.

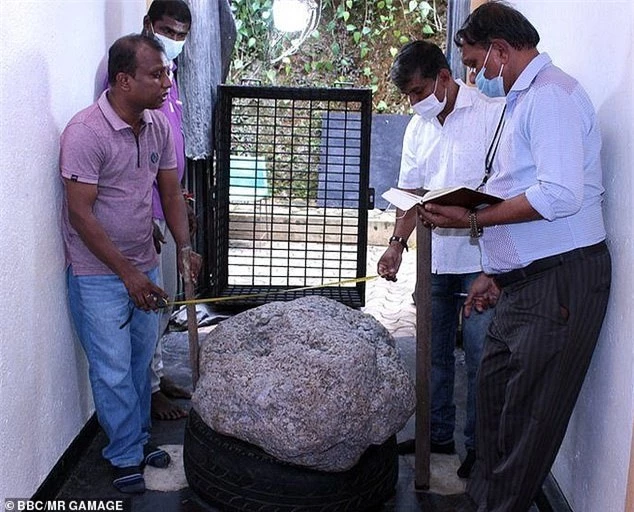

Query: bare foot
<box><xmin>151</xmin><ymin>391</ymin><xmax>188</xmax><ymax>421</ymax></box>
<box><xmin>159</xmin><ymin>376</ymin><xmax>192</xmax><ymax>399</ymax></box>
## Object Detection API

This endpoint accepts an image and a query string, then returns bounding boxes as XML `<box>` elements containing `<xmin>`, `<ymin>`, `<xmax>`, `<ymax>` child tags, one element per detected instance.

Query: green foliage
<box><xmin>226</xmin><ymin>0</ymin><xmax>447</xmax><ymax>199</ymax></box>
<box><xmin>230</xmin><ymin>0</ymin><xmax>275</xmax><ymax>81</ymax></box>
<box><xmin>228</xmin><ymin>0</ymin><xmax>447</xmax><ymax>113</ymax></box>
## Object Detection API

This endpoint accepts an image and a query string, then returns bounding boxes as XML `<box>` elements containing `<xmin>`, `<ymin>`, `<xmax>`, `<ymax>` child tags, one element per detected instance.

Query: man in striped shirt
<box><xmin>419</xmin><ymin>2</ymin><xmax>611</xmax><ymax>510</ymax></box>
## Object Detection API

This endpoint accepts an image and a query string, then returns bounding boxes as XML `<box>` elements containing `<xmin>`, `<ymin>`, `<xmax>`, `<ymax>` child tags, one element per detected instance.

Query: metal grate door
<box><xmin>210</xmin><ymin>85</ymin><xmax>373</xmax><ymax>309</ymax></box>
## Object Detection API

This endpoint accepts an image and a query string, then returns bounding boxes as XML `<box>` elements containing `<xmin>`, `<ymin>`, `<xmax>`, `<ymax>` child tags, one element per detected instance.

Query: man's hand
<box><xmin>463</xmin><ymin>273</ymin><xmax>500</xmax><ymax>317</ymax></box>
<box><xmin>177</xmin><ymin>246</ymin><xmax>203</xmax><ymax>284</ymax></box>
<box><xmin>418</xmin><ymin>203</ymin><xmax>470</xmax><ymax>229</ymax></box>
<box><xmin>188</xmin><ymin>250</ymin><xmax>203</xmax><ymax>283</ymax></box>
<box><xmin>121</xmin><ymin>267</ymin><xmax>168</xmax><ymax>311</ymax></box>
<box><xmin>377</xmin><ymin>245</ymin><xmax>403</xmax><ymax>282</ymax></box>
<box><xmin>153</xmin><ymin>221</ymin><xmax>165</xmax><ymax>254</ymax></box>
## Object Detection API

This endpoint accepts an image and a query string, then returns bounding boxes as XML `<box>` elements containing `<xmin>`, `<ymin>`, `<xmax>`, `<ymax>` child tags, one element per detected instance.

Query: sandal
<box><xmin>112</xmin><ymin>465</ymin><xmax>145</xmax><ymax>494</ymax></box>
<box><xmin>143</xmin><ymin>443</ymin><xmax>171</xmax><ymax>468</ymax></box>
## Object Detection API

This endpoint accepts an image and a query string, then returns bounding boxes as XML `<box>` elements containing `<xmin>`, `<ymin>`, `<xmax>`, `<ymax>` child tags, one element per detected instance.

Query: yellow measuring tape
<box><xmin>166</xmin><ymin>275</ymin><xmax>379</xmax><ymax>308</ymax></box>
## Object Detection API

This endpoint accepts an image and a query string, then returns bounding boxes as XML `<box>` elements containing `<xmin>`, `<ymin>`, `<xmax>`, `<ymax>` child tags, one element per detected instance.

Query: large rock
<box><xmin>192</xmin><ymin>296</ymin><xmax>415</xmax><ymax>471</ymax></box>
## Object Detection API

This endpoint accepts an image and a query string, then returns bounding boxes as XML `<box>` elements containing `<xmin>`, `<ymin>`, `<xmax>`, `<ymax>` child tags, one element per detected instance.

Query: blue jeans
<box><xmin>67</xmin><ymin>267</ymin><xmax>159</xmax><ymax>467</ymax></box>
<box><xmin>431</xmin><ymin>272</ymin><xmax>492</xmax><ymax>450</ymax></box>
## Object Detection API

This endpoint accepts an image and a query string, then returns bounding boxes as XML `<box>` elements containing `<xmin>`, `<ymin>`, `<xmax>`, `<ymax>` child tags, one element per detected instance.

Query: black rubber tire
<box><xmin>183</xmin><ymin>408</ymin><xmax>398</xmax><ymax>512</ymax></box>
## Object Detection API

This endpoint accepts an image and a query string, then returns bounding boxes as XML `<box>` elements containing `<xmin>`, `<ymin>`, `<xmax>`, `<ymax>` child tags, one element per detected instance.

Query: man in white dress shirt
<box><xmin>378</xmin><ymin>40</ymin><xmax>504</xmax><ymax>478</ymax></box>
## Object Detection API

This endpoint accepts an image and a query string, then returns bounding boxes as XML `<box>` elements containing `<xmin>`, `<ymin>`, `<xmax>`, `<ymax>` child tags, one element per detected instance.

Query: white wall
<box><xmin>512</xmin><ymin>2</ymin><xmax>634</xmax><ymax>511</ymax></box>
<box><xmin>0</xmin><ymin>0</ymin><xmax>145</xmax><ymax>500</ymax></box>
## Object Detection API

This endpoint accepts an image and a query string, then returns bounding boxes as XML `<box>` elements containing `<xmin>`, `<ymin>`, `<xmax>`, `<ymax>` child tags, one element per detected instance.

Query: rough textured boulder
<box><xmin>192</xmin><ymin>296</ymin><xmax>415</xmax><ymax>472</ymax></box>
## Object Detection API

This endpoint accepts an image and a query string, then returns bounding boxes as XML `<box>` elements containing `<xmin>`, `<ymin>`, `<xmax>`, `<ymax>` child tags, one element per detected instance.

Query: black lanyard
<box><xmin>477</xmin><ymin>105</ymin><xmax>506</xmax><ymax>191</ymax></box>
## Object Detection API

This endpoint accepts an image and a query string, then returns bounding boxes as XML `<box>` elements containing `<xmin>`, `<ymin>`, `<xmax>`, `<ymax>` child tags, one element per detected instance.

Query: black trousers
<box><xmin>467</xmin><ymin>243</ymin><xmax>611</xmax><ymax>511</ymax></box>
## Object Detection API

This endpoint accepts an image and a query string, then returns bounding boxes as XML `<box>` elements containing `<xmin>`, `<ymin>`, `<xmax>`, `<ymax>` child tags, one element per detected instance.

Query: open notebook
<box><xmin>381</xmin><ymin>186</ymin><xmax>502</xmax><ymax>211</ymax></box>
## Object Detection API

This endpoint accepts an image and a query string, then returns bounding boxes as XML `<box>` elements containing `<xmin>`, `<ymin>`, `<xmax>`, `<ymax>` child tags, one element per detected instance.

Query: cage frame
<box><xmin>196</xmin><ymin>84</ymin><xmax>373</xmax><ymax>310</ymax></box>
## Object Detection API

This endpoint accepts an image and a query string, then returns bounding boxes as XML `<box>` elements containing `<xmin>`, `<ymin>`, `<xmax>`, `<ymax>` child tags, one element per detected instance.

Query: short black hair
<box><xmin>107</xmin><ymin>34</ymin><xmax>165</xmax><ymax>86</ymax></box>
<box><xmin>390</xmin><ymin>41</ymin><xmax>450</xmax><ymax>93</ymax></box>
<box><xmin>147</xmin><ymin>0</ymin><xmax>192</xmax><ymax>26</ymax></box>
<box><xmin>455</xmin><ymin>1</ymin><xmax>540</xmax><ymax>51</ymax></box>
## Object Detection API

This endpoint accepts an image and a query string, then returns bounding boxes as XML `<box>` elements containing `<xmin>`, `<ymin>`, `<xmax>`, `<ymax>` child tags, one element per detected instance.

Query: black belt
<box><xmin>493</xmin><ymin>241</ymin><xmax>607</xmax><ymax>288</ymax></box>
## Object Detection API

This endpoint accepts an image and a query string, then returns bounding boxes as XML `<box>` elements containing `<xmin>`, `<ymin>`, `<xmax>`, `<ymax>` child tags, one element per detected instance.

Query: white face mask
<box><xmin>411</xmin><ymin>76</ymin><xmax>447</xmax><ymax>121</ymax></box>
<box><xmin>153</xmin><ymin>30</ymin><xmax>186</xmax><ymax>61</ymax></box>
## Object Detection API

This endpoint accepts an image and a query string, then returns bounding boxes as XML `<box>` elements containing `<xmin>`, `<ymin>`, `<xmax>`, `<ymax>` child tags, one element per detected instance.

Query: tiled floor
<box><xmin>53</xmin><ymin>248</ymin><xmax>540</xmax><ymax>511</ymax></box>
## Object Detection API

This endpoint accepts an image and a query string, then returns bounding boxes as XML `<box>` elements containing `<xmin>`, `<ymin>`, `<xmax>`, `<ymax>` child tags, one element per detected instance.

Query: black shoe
<box><xmin>112</xmin><ymin>465</ymin><xmax>145</xmax><ymax>494</ymax></box>
<box><xmin>431</xmin><ymin>439</ymin><xmax>456</xmax><ymax>454</ymax></box>
<box><xmin>457</xmin><ymin>449</ymin><xmax>476</xmax><ymax>478</ymax></box>
<box><xmin>396</xmin><ymin>439</ymin><xmax>456</xmax><ymax>455</ymax></box>
<box><xmin>143</xmin><ymin>443</ymin><xmax>171</xmax><ymax>468</ymax></box>
<box><xmin>397</xmin><ymin>439</ymin><xmax>415</xmax><ymax>455</ymax></box>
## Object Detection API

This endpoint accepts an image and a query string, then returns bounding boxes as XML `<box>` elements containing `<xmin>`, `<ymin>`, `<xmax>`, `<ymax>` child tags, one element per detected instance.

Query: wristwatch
<box><xmin>389</xmin><ymin>235</ymin><xmax>408</xmax><ymax>251</ymax></box>
<box><xmin>468</xmin><ymin>210</ymin><xmax>483</xmax><ymax>239</ymax></box>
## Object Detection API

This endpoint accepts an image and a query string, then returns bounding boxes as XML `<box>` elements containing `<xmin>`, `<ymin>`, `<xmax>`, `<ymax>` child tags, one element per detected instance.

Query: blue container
<box><xmin>230</xmin><ymin>155</ymin><xmax>269</xmax><ymax>202</ymax></box>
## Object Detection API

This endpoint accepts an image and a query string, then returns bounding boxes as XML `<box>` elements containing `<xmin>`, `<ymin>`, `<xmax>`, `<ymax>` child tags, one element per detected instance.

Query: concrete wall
<box><xmin>0</xmin><ymin>0</ymin><xmax>145</xmax><ymax>500</ymax></box>
<box><xmin>511</xmin><ymin>2</ymin><xmax>634</xmax><ymax>511</ymax></box>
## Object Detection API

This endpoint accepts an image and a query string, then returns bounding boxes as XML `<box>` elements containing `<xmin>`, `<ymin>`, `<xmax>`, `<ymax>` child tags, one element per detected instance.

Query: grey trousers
<box><xmin>468</xmin><ymin>244</ymin><xmax>611</xmax><ymax>511</ymax></box>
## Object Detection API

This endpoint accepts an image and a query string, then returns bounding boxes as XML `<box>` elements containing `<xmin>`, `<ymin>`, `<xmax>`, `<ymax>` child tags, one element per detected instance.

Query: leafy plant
<box><xmin>228</xmin><ymin>0</ymin><xmax>447</xmax><ymax>113</ymax></box>
<box><xmin>226</xmin><ymin>0</ymin><xmax>447</xmax><ymax>200</ymax></box>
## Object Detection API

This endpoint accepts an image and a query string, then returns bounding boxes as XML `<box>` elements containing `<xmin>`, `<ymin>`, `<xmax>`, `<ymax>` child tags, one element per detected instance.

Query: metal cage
<box><xmin>206</xmin><ymin>85</ymin><xmax>373</xmax><ymax>310</ymax></box>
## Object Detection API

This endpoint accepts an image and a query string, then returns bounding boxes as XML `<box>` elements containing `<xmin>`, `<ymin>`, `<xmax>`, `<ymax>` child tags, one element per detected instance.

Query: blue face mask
<box><xmin>475</xmin><ymin>45</ymin><xmax>505</xmax><ymax>98</ymax></box>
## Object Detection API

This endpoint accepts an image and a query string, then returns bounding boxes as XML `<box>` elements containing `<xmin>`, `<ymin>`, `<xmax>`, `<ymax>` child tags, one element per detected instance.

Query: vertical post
<box><xmin>626</xmin><ymin>423</ymin><xmax>634</xmax><ymax>511</ymax></box>
<box><xmin>414</xmin><ymin>213</ymin><xmax>432</xmax><ymax>489</ymax></box>
<box><xmin>470</xmin><ymin>0</ymin><xmax>489</xmax><ymax>9</ymax></box>
<box><xmin>445</xmin><ymin>0</ymin><xmax>472</xmax><ymax>81</ymax></box>
<box><xmin>181</xmin><ymin>247</ymin><xmax>200</xmax><ymax>389</ymax></box>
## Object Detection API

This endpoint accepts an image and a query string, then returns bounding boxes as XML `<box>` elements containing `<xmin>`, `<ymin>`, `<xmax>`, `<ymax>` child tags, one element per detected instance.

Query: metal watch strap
<box><xmin>389</xmin><ymin>235</ymin><xmax>408</xmax><ymax>251</ymax></box>
<box><xmin>468</xmin><ymin>210</ymin><xmax>483</xmax><ymax>239</ymax></box>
